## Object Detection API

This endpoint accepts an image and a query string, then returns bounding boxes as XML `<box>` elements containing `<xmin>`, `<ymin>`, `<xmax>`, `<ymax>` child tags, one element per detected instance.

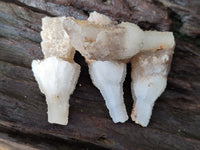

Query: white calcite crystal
<box><xmin>131</xmin><ymin>49</ymin><xmax>173</xmax><ymax>127</ymax></box>
<box><xmin>32</xmin><ymin>57</ymin><xmax>80</xmax><ymax>125</ymax></box>
<box><xmin>85</xmin><ymin>12</ymin><xmax>128</xmax><ymax>123</ymax></box>
<box><xmin>89</xmin><ymin>61</ymin><xmax>128</xmax><ymax>123</ymax></box>
<box><xmin>32</xmin><ymin>11</ymin><xmax>175</xmax><ymax>126</ymax></box>
<box><xmin>32</xmin><ymin>17</ymin><xmax>80</xmax><ymax>125</ymax></box>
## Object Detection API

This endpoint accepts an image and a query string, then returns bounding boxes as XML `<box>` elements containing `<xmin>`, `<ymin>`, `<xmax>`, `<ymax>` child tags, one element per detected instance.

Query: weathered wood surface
<box><xmin>0</xmin><ymin>0</ymin><xmax>200</xmax><ymax>149</ymax></box>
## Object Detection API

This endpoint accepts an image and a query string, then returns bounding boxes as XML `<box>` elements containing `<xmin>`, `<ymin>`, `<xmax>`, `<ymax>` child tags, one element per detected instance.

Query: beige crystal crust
<box><xmin>63</xmin><ymin>12</ymin><xmax>175</xmax><ymax>61</ymax></box>
<box><xmin>41</xmin><ymin>17</ymin><xmax>75</xmax><ymax>62</ymax></box>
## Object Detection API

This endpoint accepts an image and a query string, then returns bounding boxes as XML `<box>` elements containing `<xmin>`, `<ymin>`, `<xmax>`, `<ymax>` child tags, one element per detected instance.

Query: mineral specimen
<box><xmin>32</xmin><ymin>12</ymin><xmax>175</xmax><ymax>126</ymax></box>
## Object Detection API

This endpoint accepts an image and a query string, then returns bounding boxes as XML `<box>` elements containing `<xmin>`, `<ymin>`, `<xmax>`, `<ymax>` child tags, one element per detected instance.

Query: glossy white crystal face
<box><xmin>32</xmin><ymin>57</ymin><xmax>80</xmax><ymax>125</ymax></box>
<box><xmin>89</xmin><ymin>61</ymin><xmax>128</xmax><ymax>123</ymax></box>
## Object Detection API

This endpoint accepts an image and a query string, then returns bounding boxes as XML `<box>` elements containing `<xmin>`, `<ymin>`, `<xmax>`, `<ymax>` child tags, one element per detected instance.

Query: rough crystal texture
<box><xmin>63</xmin><ymin>12</ymin><xmax>175</xmax><ymax>61</ymax></box>
<box><xmin>63</xmin><ymin>12</ymin><xmax>175</xmax><ymax>126</ymax></box>
<box><xmin>41</xmin><ymin>17</ymin><xmax>75</xmax><ymax>62</ymax></box>
<box><xmin>32</xmin><ymin>12</ymin><xmax>175</xmax><ymax>126</ymax></box>
<box><xmin>88</xmin><ymin>11</ymin><xmax>113</xmax><ymax>25</ymax></box>
<box><xmin>131</xmin><ymin>49</ymin><xmax>173</xmax><ymax>126</ymax></box>
<box><xmin>32</xmin><ymin>16</ymin><xmax>81</xmax><ymax>125</ymax></box>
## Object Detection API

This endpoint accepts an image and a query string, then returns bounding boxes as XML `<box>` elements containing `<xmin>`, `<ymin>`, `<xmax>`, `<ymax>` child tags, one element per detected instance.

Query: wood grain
<box><xmin>0</xmin><ymin>0</ymin><xmax>199</xmax><ymax>149</ymax></box>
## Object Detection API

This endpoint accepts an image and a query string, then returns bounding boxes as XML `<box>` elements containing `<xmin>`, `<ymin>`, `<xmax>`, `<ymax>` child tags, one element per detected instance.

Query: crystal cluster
<box><xmin>32</xmin><ymin>12</ymin><xmax>175</xmax><ymax>127</ymax></box>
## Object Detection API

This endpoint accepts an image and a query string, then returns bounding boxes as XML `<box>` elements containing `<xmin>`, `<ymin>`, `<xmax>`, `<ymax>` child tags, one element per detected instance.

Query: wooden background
<box><xmin>0</xmin><ymin>0</ymin><xmax>199</xmax><ymax>149</ymax></box>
